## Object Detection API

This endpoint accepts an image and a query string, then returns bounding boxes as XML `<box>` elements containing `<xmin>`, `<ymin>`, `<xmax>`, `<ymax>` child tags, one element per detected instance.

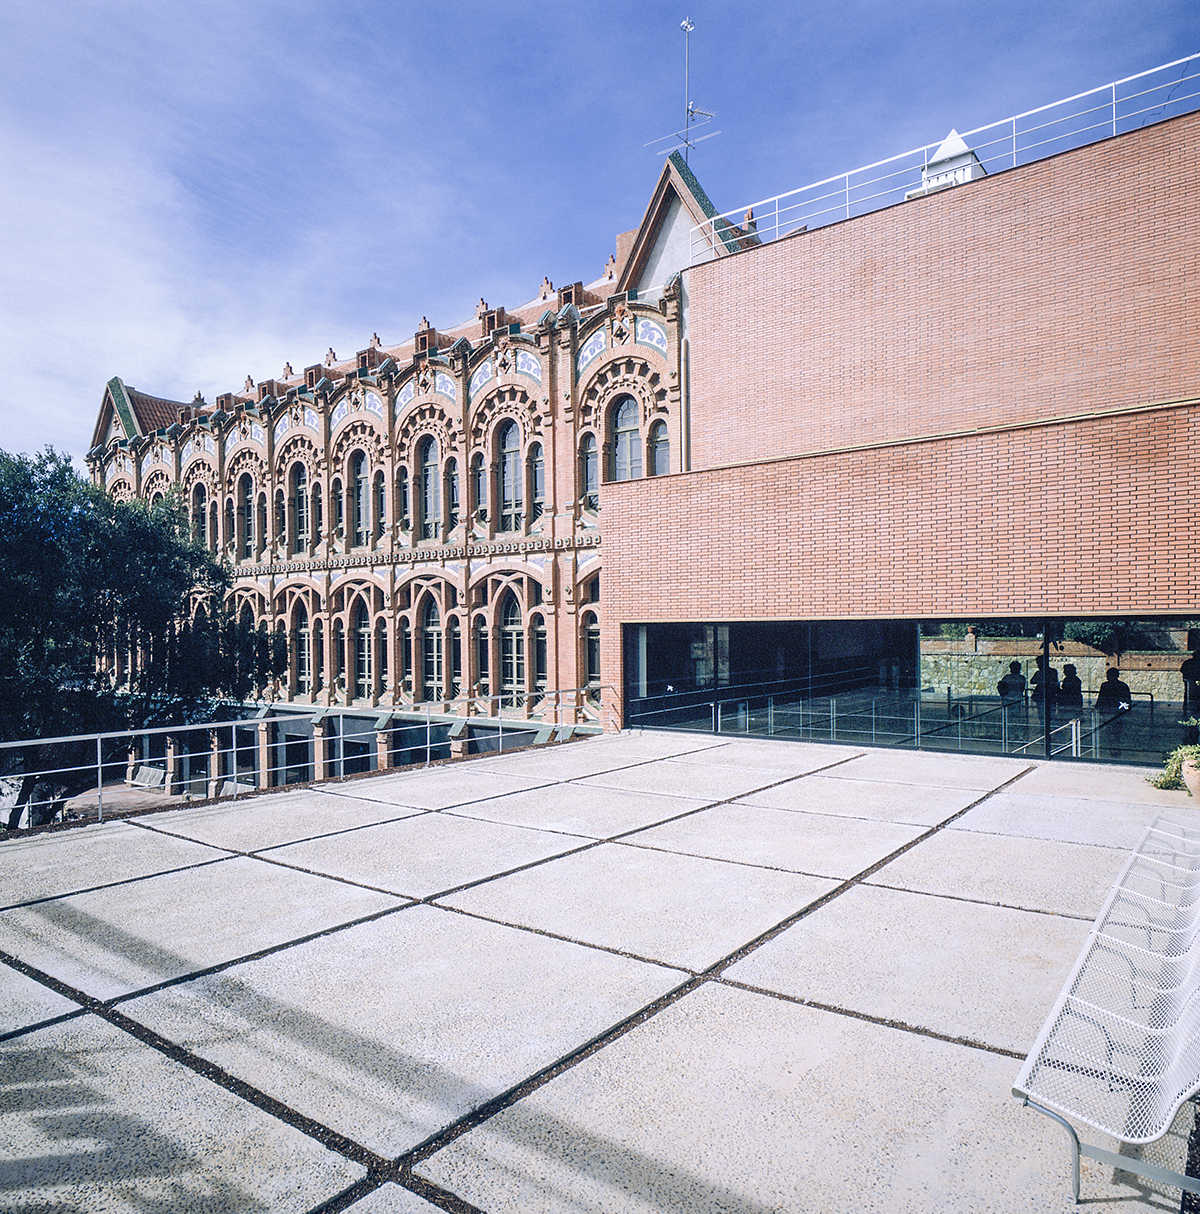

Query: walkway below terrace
<box><xmin>0</xmin><ymin>731</ymin><xmax>1195</xmax><ymax>1212</ymax></box>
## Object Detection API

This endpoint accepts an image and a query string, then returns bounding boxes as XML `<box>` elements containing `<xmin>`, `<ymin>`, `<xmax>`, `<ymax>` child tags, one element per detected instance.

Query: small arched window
<box><xmin>528</xmin><ymin>443</ymin><xmax>545</xmax><ymax>523</ymax></box>
<box><xmin>397</xmin><ymin>467</ymin><xmax>410</xmax><ymax>529</ymax></box>
<box><xmin>649</xmin><ymin>420</ymin><xmax>670</xmax><ymax>477</ymax></box>
<box><xmin>474</xmin><ymin>613</ymin><xmax>490</xmax><ymax>696</ymax></box>
<box><xmin>611</xmin><ymin>396</ymin><xmax>641</xmax><ymax>481</ymax></box>
<box><xmin>583</xmin><ymin>610</ymin><xmax>601</xmax><ymax>691</ymax></box>
<box><xmin>191</xmin><ymin>485</ymin><xmax>206</xmax><ymax>544</ymax></box>
<box><xmin>580</xmin><ymin>434</ymin><xmax>598</xmax><ymax>511</ymax></box>
<box><xmin>352</xmin><ymin>599</ymin><xmax>371</xmax><ymax>698</ymax></box>
<box><xmin>373</xmin><ymin>471</ymin><xmax>386</xmax><ymax>540</ymax></box>
<box><xmin>446</xmin><ymin>458</ymin><xmax>460</xmax><ymax>531</ymax></box>
<box><xmin>295</xmin><ymin>602</ymin><xmax>311</xmax><ymax>695</ymax></box>
<box><xmin>419</xmin><ymin>437</ymin><xmax>440</xmax><ymax>540</ymax></box>
<box><xmin>498</xmin><ymin>421</ymin><xmax>522</xmax><ymax>531</ymax></box>
<box><xmin>471</xmin><ymin>453</ymin><xmax>487</xmax><ymax>519</ymax></box>
<box><xmin>239</xmin><ymin>475</ymin><xmax>254</xmax><ymax>559</ymax></box>
<box><xmin>422</xmin><ymin>597</ymin><xmax>443</xmax><ymax>700</ymax></box>
<box><xmin>531</xmin><ymin>612</ymin><xmax>547</xmax><ymax>693</ymax></box>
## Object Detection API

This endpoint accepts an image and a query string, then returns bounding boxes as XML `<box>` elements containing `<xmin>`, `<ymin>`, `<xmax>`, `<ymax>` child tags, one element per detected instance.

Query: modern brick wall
<box><xmin>600</xmin><ymin>401</ymin><xmax>1200</xmax><ymax>718</ymax></box>
<box><xmin>685</xmin><ymin>110</ymin><xmax>1200</xmax><ymax>470</ymax></box>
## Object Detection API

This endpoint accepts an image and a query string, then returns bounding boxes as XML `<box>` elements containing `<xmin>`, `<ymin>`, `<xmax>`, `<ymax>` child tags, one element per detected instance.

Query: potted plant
<box><xmin>1151</xmin><ymin>721</ymin><xmax>1200</xmax><ymax>797</ymax></box>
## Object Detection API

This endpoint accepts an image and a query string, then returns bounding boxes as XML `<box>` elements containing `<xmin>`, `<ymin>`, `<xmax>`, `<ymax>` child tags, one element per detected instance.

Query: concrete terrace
<box><xmin>0</xmin><ymin>731</ymin><xmax>1195</xmax><ymax>1213</ymax></box>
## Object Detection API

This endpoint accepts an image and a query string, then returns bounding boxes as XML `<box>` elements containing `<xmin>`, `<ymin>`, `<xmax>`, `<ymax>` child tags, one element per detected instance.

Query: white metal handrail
<box><xmin>691</xmin><ymin>53</ymin><xmax>1200</xmax><ymax>261</ymax></box>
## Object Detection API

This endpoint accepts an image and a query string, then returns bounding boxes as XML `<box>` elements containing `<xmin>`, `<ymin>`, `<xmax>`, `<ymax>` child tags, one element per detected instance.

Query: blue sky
<box><xmin>2</xmin><ymin>0</ymin><xmax>1197</xmax><ymax>462</ymax></box>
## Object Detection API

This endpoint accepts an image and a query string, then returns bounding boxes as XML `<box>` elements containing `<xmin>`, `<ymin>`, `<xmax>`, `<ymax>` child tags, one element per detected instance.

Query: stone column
<box><xmin>313</xmin><ymin>723</ymin><xmax>329</xmax><ymax>782</ymax></box>
<box><xmin>207</xmin><ymin>730</ymin><xmax>223</xmax><ymax>799</ymax></box>
<box><xmin>257</xmin><ymin>720</ymin><xmax>273</xmax><ymax>790</ymax></box>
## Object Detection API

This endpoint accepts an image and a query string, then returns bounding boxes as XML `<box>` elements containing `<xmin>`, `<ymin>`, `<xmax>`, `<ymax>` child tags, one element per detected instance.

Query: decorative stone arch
<box><xmin>578</xmin><ymin>355</ymin><xmax>669</xmax><ymax>432</ymax></box>
<box><xmin>142</xmin><ymin>468</ymin><xmax>172</xmax><ymax>502</ymax></box>
<box><xmin>181</xmin><ymin>459</ymin><xmax>217</xmax><ymax>498</ymax></box>
<box><xmin>395</xmin><ymin>403</ymin><xmax>458</xmax><ymax>465</ymax></box>
<box><xmin>226</xmin><ymin>586</ymin><xmax>268</xmax><ymax>622</ymax></box>
<box><xmin>273</xmin><ymin>434</ymin><xmax>320</xmax><ymax>481</ymax></box>
<box><xmin>469</xmin><ymin>385</ymin><xmax>546</xmax><ymax>450</ymax></box>
<box><xmin>330</xmin><ymin>418</ymin><xmax>386</xmax><ymax>475</ymax></box>
<box><xmin>109</xmin><ymin>479</ymin><xmax>134</xmax><ymax>503</ymax></box>
<box><xmin>226</xmin><ymin>448</ymin><xmax>267</xmax><ymax>493</ymax></box>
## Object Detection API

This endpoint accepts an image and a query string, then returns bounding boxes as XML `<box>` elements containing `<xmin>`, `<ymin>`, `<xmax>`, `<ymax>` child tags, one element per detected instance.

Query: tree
<box><xmin>0</xmin><ymin>449</ymin><xmax>278</xmax><ymax>822</ymax></box>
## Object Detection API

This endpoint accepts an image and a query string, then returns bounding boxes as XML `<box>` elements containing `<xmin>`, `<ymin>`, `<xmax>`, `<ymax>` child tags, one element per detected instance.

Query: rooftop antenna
<box><xmin>644</xmin><ymin>17</ymin><xmax>721</xmax><ymax>163</ymax></box>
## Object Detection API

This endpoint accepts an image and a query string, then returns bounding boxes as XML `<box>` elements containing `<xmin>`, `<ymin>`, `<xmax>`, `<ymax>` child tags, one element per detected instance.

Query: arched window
<box><xmin>649</xmin><ymin>420</ymin><xmax>670</xmax><ymax>476</ymax></box>
<box><xmin>583</xmin><ymin>610</ymin><xmax>601</xmax><ymax>692</ymax></box>
<box><xmin>580</xmin><ymin>434</ymin><xmax>598</xmax><ymax>510</ymax></box>
<box><xmin>291</xmin><ymin>464</ymin><xmax>309</xmax><ymax>552</ymax></box>
<box><xmin>191</xmin><ymin>485</ymin><xmax>206</xmax><ymax>544</ymax></box>
<box><xmin>397</xmin><ymin>467</ymin><xmax>410</xmax><ymax>529</ymax></box>
<box><xmin>419</xmin><ymin>437</ymin><xmax>440</xmax><ymax>540</ymax></box>
<box><xmin>531</xmin><ymin>612</ymin><xmax>547</xmax><ymax>693</ymax></box>
<box><xmin>528</xmin><ymin>443</ymin><xmax>545</xmax><ymax>523</ymax></box>
<box><xmin>611</xmin><ymin>396</ymin><xmax>642</xmax><ymax>481</ymax></box>
<box><xmin>500</xmin><ymin>593</ymin><xmax>525</xmax><ymax>707</ymax></box>
<box><xmin>445</xmin><ymin>459</ymin><xmax>460</xmax><ymax>531</ymax></box>
<box><xmin>274</xmin><ymin>489</ymin><xmax>285</xmax><ymax>545</ymax></box>
<box><xmin>239</xmin><ymin>475</ymin><xmax>254</xmax><ymax>559</ymax></box>
<box><xmin>333</xmin><ymin>619</ymin><xmax>345</xmax><ymax>684</ymax></box>
<box><xmin>474</xmin><ymin>614</ymin><xmax>490</xmax><ymax>696</ymax></box>
<box><xmin>352</xmin><ymin>452</ymin><xmax>369</xmax><ymax>547</ymax></box>
<box><xmin>421</xmin><ymin>598</ymin><xmax>443</xmax><ymax>700</ymax></box>
<box><xmin>376</xmin><ymin>618</ymin><xmax>388</xmax><ymax>688</ymax></box>
<box><xmin>448</xmin><ymin>616</ymin><xmax>461</xmax><ymax>698</ymax></box>
<box><xmin>352</xmin><ymin>599</ymin><xmax>371</xmax><ymax>698</ymax></box>
<box><xmin>471</xmin><ymin>453</ymin><xmax>487</xmax><ymax>520</ymax></box>
<box><xmin>498</xmin><ymin>421</ymin><xmax>522</xmax><ymax>531</ymax></box>
<box><xmin>208</xmin><ymin>500</ymin><xmax>218</xmax><ymax>552</ymax></box>
<box><xmin>373</xmin><ymin>471</ymin><xmax>386</xmax><ymax>540</ymax></box>
<box><xmin>257</xmin><ymin>494</ymin><xmax>268</xmax><ymax>556</ymax></box>
<box><xmin>331</xmin><ymin>478</ymin><xmax>344</xmax><ymax>537</ymax></box>
<box><xmin>313</xmin><ymin>619</ymin><xmax>324</xmax><ymax>693</ymax></box>
<box><xmin>224</xmin><ymin>498</ymin><xmax>235</xmax><ymax>554</ymax></box>
<box><xmin>399</xmin><ymin>618</ymin><xmax>411</xmax><ymax>695</ymax></box>
<box><xmin>295</xmin><ymin>602</ymin><xmax>310</xmax><ymax>695</ymax></box>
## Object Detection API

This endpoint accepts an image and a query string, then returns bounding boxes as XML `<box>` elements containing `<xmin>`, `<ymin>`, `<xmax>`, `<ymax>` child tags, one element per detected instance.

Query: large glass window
<box><xmin>419</xmin><ymin>437</ymin><xmax>440</xmax><ymax>540</ymax></box>
<box><xmin>498</xmin><ymin>421</ymin><xmax>522</xmax><ymax>531</ymax></box>
<box><xmin>500</xmin><ymin>593</ymin><xmax>525</xmax><ymax>707</ymax></box>
<box><xmin>612</xmin><ymin>396</ymin><xmax>642</xmax><ymax>481</ymax></box>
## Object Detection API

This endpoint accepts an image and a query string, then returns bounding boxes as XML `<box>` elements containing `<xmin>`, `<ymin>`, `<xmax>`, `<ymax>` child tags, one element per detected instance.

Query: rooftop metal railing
<box><xmin>690</xmin><ymin>53</ymin><xmax>1200</xmax><ymax>262</ymax></box>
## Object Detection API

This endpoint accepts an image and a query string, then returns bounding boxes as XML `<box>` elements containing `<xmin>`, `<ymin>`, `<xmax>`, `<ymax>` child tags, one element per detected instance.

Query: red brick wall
<box><xmin>600</xmin><ymin>402</ymin><xmax>1200</xmax><ymax>718</ymax></box>
<box><xmin>685</xmin><ymin>110</ymin><xmax>1200</xmax><ymax>470</ymax></box>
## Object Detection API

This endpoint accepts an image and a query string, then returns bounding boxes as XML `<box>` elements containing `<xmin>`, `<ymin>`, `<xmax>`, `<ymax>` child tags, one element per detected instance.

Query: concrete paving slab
<box><xmin>737</xmin><ymin>772</ymin><xmax>984</xmax><ymax>825</ymax></box>
<box><xmin>469</xmin><ymin>734</ymin><xmax>721</xmax><ymax>779</ymax></box>
<box><xmin>344</xmin><ymin>1183</ymin><xmax>446</xmax><ymax>1211</ymax></box>
<box><xmin>447</xmin><ymin>783</ymin><xmax>712</xmax><ymax>838</ymax></box>
<box><xmin>132</xmin><ymin>788</ymin><xmax>427</xmax><ymax>853</ymax></box>
<box><xmin>0</xmin><ymin>856</ymin><xmax>405</xmax><ymax>1000</ymax></box>
<box><xmin>577</xmin><ymin>758</ymin><xmax>794</xmax><ymax>802</ymax></box>
<box><xmin>0</xmin><ymin>1014</ymin><xmax>362</xmax><ymax>1211</ymax></box>
<box><xmin>626</xmin><ymin>803</ymin><xmax>925</xmax><ymax>879</ymax></box>
<box><xmin>263</xmin><ymin>812</ymin><xmax>588</xmax><ymax>898</ymax></box>
<box><xmin>1009</xmin><ymin>759</ymin><xmax>1184</xmax><ymax>805</ymax></box>
<box><xmin>829</xmin><ymin>746</ymin><xmax>1031</xmax><ymax>790</ymax></box>
<box><xmin>0</xmin><ymin>821</ymin><xmax>229</xmax><ymax>908</ymax></box>
<box><xmin>724</xmin><ymin>884</ymin><xmax>1088</xmax><ymax>1054</ymax></box>
<box><xmin>656</xmin><ymin>738</ymin><xmax>858</xmax><ymax>772</ymax></box>
<box><xmin>323</xmin><ymin>767</ymin><xmax>551</xmax><ymax>809</ymax></box>
<box><xmin>867</xmin><ymin>829</ymin><xmax>1130</xmax><ymax>919</ymax></box>
<box><xmin>417</xmin><ymin>981</ymin><xmax>1122</xmax><ymax>1214</ymax></box>
<box><xmin>952</xmin><ymin>791</ymin><xmax>1167</xmax><ymax>849</ymax></box>
<box><xmin>440</xmin><ymin>843</ymin><xmax>837</xmax><ymax>971</ymax></box>
<box><xmin>0</xmin><ymin>963</ymin><xmax>79</xmax><ymax>1037</ymax></box>
<box><xmin>125</xmin><ymin>904</ymin><xmax>686</xmax><ymax>1158</ymax></box>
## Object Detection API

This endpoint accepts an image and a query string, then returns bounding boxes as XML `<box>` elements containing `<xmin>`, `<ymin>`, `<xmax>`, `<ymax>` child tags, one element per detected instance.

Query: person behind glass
<box><xmin>1181</xmin><ymin>652</ymin><xmax>1200</xmax><ymax>715</ymax></box>
<box><xmin>1095</xmin><ymin>667</ymin><xmax>1133</xmax><ymax>756</ymax></box>
<box><xmin>997</xmin><ymin>661</ymin><xmax>1026</xmax><ymax>725</ymax></box>
<box><xmin>1058</xmin><ymin>664</ymin><xmax>1084</xmax><ymax>717</ymax></box>
<box><xmin>1030</xmin><ymin>655</ymin><xmax>1060</xmax><ymax>728</ymax></box>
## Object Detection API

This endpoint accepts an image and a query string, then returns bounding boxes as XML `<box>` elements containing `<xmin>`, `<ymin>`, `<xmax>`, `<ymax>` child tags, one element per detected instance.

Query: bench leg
<box><xmin>1023</xmin><ymin>1099</ymin><xmax>1081</xmax><ymax>1203</ymax></box>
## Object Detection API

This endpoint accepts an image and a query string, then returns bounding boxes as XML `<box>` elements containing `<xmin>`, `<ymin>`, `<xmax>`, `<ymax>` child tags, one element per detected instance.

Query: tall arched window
<box><xmin>191</xmin><ymin>485</ymin><xmax>206</xmax><ymax>544</ymax></box>
<box><xmin>331</xmin><ymin>478</ymin><xmax>344</xmax><ymax>537</ymax></box>
<box><xmin>352</xmin><ymin>599</ymin><xmax>371</xmax><ymax>698</ymax></box>
<box><xmin>239</xmin><ymin>475</ymin><xmax>254</xmax><ymax>559</ymax></box>
<box><xmin>352</xmin><ymin>452</ymin><xmax>369</xmax><ymax>547</ymax></box>
<box><xmin>531</xmin><ymin>612</ymin><xmax>547</xmax><ymax>693</ymax></box>
<box><xmin>649</xmin><ymin>420</ymin><xmax>670</xmax><ymax>476</ymax></box>
<box><xmin>224</xmin><ymin>498</ymin><xmax>235</xmax><ymax>555</ymax></box>
<box><xmin>419</xmin><ymin>437</ymin><xmax>440</xmax><ymax>540</ymax></box>
<box><xmin>474</xmin><ymin>614</ymin><xmax>490</xmax><ymax>696</ymax></box>
<box><xmin>274</xmin><ymin>490</ymin><xmax>285</xmax><ymax>546</ymax></box>
<box><xmin>448</xmin><ymin>617</ymin><xmax>461</xmax><ymax>698</ymax></box>
<box><xmin>376</xmin><ymin>618</ymin><xmax>388</xmax><ymax>689</ymax></box>
<box><xmin>291</xmin><ymin>464</ymin><xmax>308</xmax><ymax>552</ymax></box>
<box><xmin>397</xmin><ymin>467</ymin><xmax>410</xmax><ymax>529</ymax></box>
<box><xmin>313</xmin><ymin>619</ymin><xmax>324</xmax><ymax>693</ymax></box>
<box><xmin>373</xmin><ymin>471</ymin><xmax>386</xmax><ymax>540</ymax></box>
<box><xmin>500</xmin><ymin>593</ymin><xmax>525</xmax><ymax>707</ymax></box>
<box><xmin>445</xmin><ymin>459</ymin><xmax>460</xmax><ymax>531</ymax></box>
<box><xmin>583</xmin><ymin>610</ymin><xmax>601</xmax><ymax>692</ymax></box>
<box><xmin>257</xmin><ymin>494</ymin><xmax>268</xmax><ymax>556</ymax></box>
<box><xmin>498</xmin><ymin>421</ymin><xmax>522</xmax><ymax>531</ymax></box>
<box><xmin>580</xmin><ymin>434</ymin><xmax>598</xmax><ymax>511</ymax></box>
<box><xmin>422</xmin><ymin>598</ymin><xmax>443</xmax><ymax>700</ymax></box>
<box><xmin>528</xmin><ymin>443</ymin><xmax>545</xmax><ymax>523</ymax></box>
<box><xmin>208</xmin><ymin>501</ymin><xmax>218</xmax><ymax>552</ymax></box>
<box><xmin>471</xmin><ymin>453</ymin><xmax>487</xmax><ymax>520</ymax></box>
<box><xmin>295</xmin><ymin>602</ymin><xmax>311</xmax><ymax>695</ymax></box>
<box><xmin>612</xmin><ymin>396</ymin><xmax>642</xmax><ymax>481</ymax></box>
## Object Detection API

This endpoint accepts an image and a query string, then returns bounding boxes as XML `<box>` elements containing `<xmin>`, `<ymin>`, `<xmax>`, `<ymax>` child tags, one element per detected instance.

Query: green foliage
<box><xmin>0</xmin><ymin>448</ymin><xmax>276</xmax><ymax>744</ymax></box>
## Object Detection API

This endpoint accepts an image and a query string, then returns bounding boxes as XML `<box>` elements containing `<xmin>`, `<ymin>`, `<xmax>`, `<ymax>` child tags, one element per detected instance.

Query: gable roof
<box><xmin>91</xmin><ymin>376</ymin><xmax>190</xmax><ymax>450</ymax></box>
<box><xmin>616</xmin><ymin>151</ymin><xmax>743</xmax><ymax>293</ymax></box>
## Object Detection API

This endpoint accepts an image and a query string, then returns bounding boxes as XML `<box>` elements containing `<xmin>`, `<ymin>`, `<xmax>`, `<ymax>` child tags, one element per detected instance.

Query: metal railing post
<box><xmin>96</xmin><ymin>735</ymin><xmax>104</xmax><ymax>823</ymax></box>
<box><xmin>830</xmin><ymin>698</ymin><xmax>835</xmax><ymax>741</ymax></box>
<box><xmin>425</xmin><ymin>705</ymin><xmax>432</xmax><ymax>766</ymax></box>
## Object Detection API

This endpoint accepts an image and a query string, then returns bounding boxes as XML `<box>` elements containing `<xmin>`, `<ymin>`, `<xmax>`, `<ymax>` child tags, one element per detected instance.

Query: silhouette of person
<box><xmin>1058</xmin><ymin>664</ymin><xmax>1084</xmax><ymax>715</ymax></box>
<box><xmin>1181</xmin><ymin>653</ymin><xmax>1200</xmax><ymax>714</ymax></box>
<box><xmin>998</xmin><ymin>661</ymin><xmax>1026</xmax><ymax>731</ymax></box>
<box><xmin>1096</xmin><ymin>667</ymin><xmax>1133</xmax><ymax>756</ymax></box>
<box><xmin>1030</xmin><ymin>656</ymin><xmax>1060</xmax><ymax>727</ymax></box>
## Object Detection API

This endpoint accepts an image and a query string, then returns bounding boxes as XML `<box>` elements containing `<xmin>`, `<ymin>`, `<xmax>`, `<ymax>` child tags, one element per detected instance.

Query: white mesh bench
<box><xmin>1013</xmin><ymin>808</ymin><xmax>1200</xmax><ymax>1201</ymax></box>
